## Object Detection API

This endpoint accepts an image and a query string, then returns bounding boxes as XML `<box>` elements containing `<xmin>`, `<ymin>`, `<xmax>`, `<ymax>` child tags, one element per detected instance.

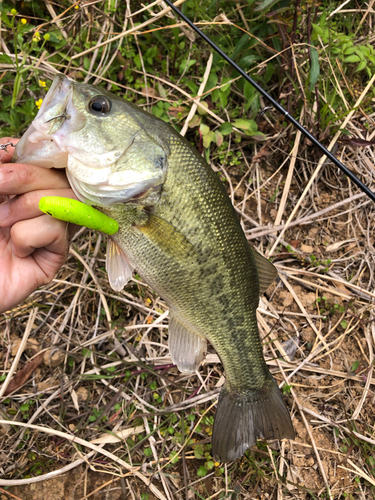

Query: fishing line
<box><xmin>163</xmin><ymin>0</ymin><xmax>375</xmax><ymax>203</ymax></box>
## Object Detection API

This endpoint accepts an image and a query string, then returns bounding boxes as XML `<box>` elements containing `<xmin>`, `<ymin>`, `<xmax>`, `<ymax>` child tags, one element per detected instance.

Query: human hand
<box><xmin>0</xmin><ymin>137</ymin><xmax>77</xmax><ymax>314</ymax></box>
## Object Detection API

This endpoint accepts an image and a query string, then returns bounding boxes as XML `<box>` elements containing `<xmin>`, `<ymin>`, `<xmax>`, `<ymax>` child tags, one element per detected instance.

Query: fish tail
<box><xmin>212</xmin><ymin>379</ymin><xmax>294</xmax><ymax>462</ymax></box>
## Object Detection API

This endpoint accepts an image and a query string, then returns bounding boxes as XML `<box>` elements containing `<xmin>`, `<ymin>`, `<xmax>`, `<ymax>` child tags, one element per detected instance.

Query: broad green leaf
<box><xmin>133</xmin><ymin>54</ymin><xmax>142</xmax><ymax>70</ymax></box>
<box><xmin>309</xmin><ymin>47</ymin><xmax>320</xmax><ymax>91</ymax></box>
<box><xmin>197</xmin><ymin>466</ymin><xmax>207</xmax><ymax>477</ymax></box>
<box><xmin>152</xmin><ymin>106</ymin><xmax>164</xmax><ymax>118</ymax></box>
<box><xmin>244</xmin><ymin>80</ymin><xmax>255</xmax><ymax>101</ymax></box>
<box><xmin>205</xmin><ymin>460</ymin><xmax>215</xmax><ymax>470</ymax></box>
<box><xmin>233</xmin><ymin>119</ymin><xmax>257</xmax><ymax>133</ymax></box>
<box><xmin>244</xmin><ymin>92</ymin><xmax>259</xmax><ymax>113</ymax></box>
<box><xmin>215</xmin><ymin>130</ymin><xmax>223</xmax><ymax>147</ymax></box>
<box><xmin>158</xmin><ymin>82</ymin><xmax>167</xmax><ymax>98</ymax></box>
<box><xmin>145</xmin><ymin>46</ymin><xmax>157</xmax><ymax>59</ymax></box>
<box><xmin>343</xmin><ymin>47</ymin><xmax>355</xmax><ymax>55</ymax></box>
<box><xmin>197</xmin><ymin>101</ymin><xmax>208</xmax><ymax>115</ymax></box>
<box><xmin>194</xmin><ymin>444</ymin><xmax>204</xmax><ymax>459</ymax></box>
<box><xmin>0</xmin><ymin>54</ymin><xmax>13</xmax><ymax>65</ymax></box>
<box><xmin>264</xmin><ymin>62</ymin><xmax>275</xmax><ymax>84</ymax></box>
<box><xmin>188</xmin><ymin>114</ymin><xmax>201</xmax><ymax>128</ymax></box>
<box><xmin>203</xmin><ymin>130</ymin><xmax>215</xmax><ymax>148</ymax></box>
<box><xmin>199</xmin><ymin>123</ymin><xmax>210</xmax><ymax>136</ymax></box>
<box><xmin>344</xmin><ymin>55</ymin><xmax>361</xmax><ymax>63</ymax></box>
<box><xmin>181</xmin><ymin>77</ymin><xmax>197</xmax><ymax>95</ymax></box>
<box><xmin>239</xmin><ymin>54</ymin><xmax>258</xmax><ymax>71</ymax></box>
<box><xmin>312</xmin><ymin>23</ymin><xmax>324</xmax><ymax>38</ymax></box>
<box><xmin>179</xmin><ymin>59</ymin><xmax>197</xmax><ymax>74</ymax></box>
<box><xmin>211</xmin><ymin>88</ymin><xmax>220</xmax><ymax>103</ymax></box>
<box><xmin>356</xmin><ymin>60</ymin><xmax>367</xmax><ymax>72</ymax></box>
<box><xmin>350</xmin><ymin>360</ymin><xmax>359</xmax><ymax>373</ymax></box>
<box><xmin>340</xmin><ymin>319</ymin><xmax>348</xmax><ymax>329</ymax></box>
<box><xmin>218</xmin><ymin>92</ymin><xmax>228</xmax><ymax>108</ymax></box>
<box><xmin>218</xmin><ymin>122</ymin><xmax>233</xmax><ymax>135</ymax></box>
<box><xmin>204</xmin><ymin>71</ymin><xmax>218</xmax><ymax>95</ymax></box>
<box><xmin>1</xmin><ymin>12</ymin><xmax>12</xmax><ymax>27</ymax></box>
<box><xmin>359</xmin><ymin>45</ymin><xmax>370</xmax><ymax>57</ymax></box>
<box><xmin>254</xmin><ymin>0</ymin><xmax>282</xmax><ymax>12</ymax></box>
<box><xmin>232</xmin><ymin>34</ymin><xmax>250</xmax><ymax>61</ymax></box>
<box><xmin>353</xmin><ymin>49</ymin><xmax>365</xmax><ymax>61</ymax></box>
<box><xmin>221</xmin><ymin>76</ymin><xmax>232</xmax><ymax>94</ymax></box>
<box><xmin>169</xmin><ymin>451</ymin><xmax>179</xmax><ymax>464</ymax></box>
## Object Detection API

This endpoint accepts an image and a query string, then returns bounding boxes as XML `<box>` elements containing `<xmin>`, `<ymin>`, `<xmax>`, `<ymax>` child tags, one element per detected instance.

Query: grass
<box><xmin>1</xmin><ymin>0</ymin><xmax>375</xmax><ymax>499</ymax></box>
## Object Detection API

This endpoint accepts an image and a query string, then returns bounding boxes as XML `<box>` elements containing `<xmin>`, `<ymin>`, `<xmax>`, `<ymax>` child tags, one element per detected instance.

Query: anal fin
<box><xmin>106</xmin><ymin>238</ymin><xmax>133</xmax><ymax>291</ymax></box>
<box><xmin>169</xmin><ymin>314</ymin><xmax>206</xmax><ymax>373</ymax></box>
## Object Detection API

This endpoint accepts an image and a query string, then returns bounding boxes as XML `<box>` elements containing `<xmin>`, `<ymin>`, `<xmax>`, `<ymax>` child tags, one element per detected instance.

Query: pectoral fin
<box><xmin>135</xmin><ymin>214</ymin><xmax>195</xmax><ymax>261</ymax></box>
<box><xmin>251</xmin><ymin>248</ymin><xmax>278</xmax><ymax>294</ymax></box>
<box><xmin>106</xmin><ymin>238</ymin><xmax>133</xmax><ymax>291</ymax></box>
<box><xmin>169</xmin><ymin>313</ymin><xmax>206</xmax><ymax>373</ymax></box>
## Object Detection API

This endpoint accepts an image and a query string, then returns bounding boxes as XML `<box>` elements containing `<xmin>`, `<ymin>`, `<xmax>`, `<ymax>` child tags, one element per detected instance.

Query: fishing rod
<box><xmin>164</xmin><ymin>0</ymin><xmax>375</xmax><ymax>203</ymax></box>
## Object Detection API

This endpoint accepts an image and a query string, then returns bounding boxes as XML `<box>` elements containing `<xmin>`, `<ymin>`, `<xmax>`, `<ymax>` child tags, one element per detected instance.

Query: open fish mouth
<box><xmin>14</xmin><ymin>76</ymin><xmax>74</xmax><ymax>169</ymax></box>
<box><xmin>14</xmin><ymin>75</ymin><xmax>167</xmax><ymax>207</ymax></box>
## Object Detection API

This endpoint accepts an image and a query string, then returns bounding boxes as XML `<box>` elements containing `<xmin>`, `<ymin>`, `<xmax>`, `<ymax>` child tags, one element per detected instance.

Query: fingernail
<box><xmin>0</xmin><ymin>202</ymin><xmax>10</xmax><ymax>221</ymax></box>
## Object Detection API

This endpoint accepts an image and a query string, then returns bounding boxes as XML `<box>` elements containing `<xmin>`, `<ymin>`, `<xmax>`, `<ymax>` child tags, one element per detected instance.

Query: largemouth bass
<box><xmin>14</xmin><ymin>75</ymin><xmax>294</xmax><ymax>461</ymax></box>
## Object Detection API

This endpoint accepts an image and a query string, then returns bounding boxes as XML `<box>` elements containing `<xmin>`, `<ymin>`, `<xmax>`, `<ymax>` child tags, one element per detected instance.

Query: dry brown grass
<box><xmin>1</xmin><ymin>1</ymin><xmax>375</xmax><ymax>499</ymax></box>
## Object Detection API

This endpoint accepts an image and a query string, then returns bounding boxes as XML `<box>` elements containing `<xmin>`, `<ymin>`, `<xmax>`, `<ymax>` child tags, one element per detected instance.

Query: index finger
<box><xmin>0</xmin><ymin>162</ymin><xmax>70</xmax><ymax>195</ymax></box>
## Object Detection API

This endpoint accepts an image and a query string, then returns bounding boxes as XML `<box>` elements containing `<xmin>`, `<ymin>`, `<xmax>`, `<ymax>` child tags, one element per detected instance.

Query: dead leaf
<box><xmin>140</xmin><ymin>87</ymin><xmax>158</xmax><ymax>98</ymax></box>
<box><xmin>168</xmin><ymin>106</ymin><xmax>189</xmax><ymax>119</ymax></box>
<box><xmin>251</xmin><ymin>145</ymin><xmax>270</xmax><ymax>163</ymax></box>
<box><xmin>339</xmin><ymin>137</ymin><xmax>375</xmax><ymax>147</ymax></box>
<box><xmin>290</xmin><ymin>240</ymin><xmax>300</xmax><ymax>249</ymax></box>
<box><xmin>325</xmin><ymin>239</ymin><xmax>356</xmax><ymax>252</ymax></box>
<box><xmin>4</xmin><ymin>352</ymin><xmax>44</xmax><ymax>396</ymax></box>
<box><xmin>90</xmin><ymin>425</ymin><xmax>144</xmax><ymax>444</ymax></box>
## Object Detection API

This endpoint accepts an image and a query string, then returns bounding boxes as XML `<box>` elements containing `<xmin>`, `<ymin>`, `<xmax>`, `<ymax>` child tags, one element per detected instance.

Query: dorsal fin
<box><xmin>251</xmin><ymin>248</ymin><xmax>278</xmax><ymax>294</ymax></box>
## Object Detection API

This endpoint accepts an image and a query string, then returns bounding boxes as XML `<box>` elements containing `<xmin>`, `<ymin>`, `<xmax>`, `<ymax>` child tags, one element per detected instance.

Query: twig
<box><xmin>0</xmin><ymin>308</ymin><xmax>38</xmax><ymax>399</ymax></box>
<box><xmin>267</xmin><ymin>72</ymin><xmax>375</xmax><ymax>257</ymax></box>
<box><xmin>0</xmin><ymin>420</ymin><xmax>167</xmax><ymax>500</ymax></box>
<box><xmin>71</xmin><ymin>0</ymin><xmax>188</xmax><ymax>60</ymax></box>
<box><xmin>180</xmin><ymin>52</ymin><xmax>213</xmax><ymax>136</ymax></box>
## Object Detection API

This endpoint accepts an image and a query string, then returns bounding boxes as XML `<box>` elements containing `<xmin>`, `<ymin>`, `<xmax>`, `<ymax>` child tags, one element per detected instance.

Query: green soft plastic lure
<box><xmin>39</xmin><ymin>196</ymin><xmax>119</xmax><ymax>235</ymax></box>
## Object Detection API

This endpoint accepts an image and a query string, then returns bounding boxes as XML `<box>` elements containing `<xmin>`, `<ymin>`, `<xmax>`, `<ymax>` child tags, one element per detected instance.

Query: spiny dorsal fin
<box><xmin>135</xmin><ymin>214</ymin><xmax>195</xmax><ymax>261</ymax></box>
<box><xmin>169</xmin><ymin>313</ymin><xmax>206</xmax><ymax>373</ymax></box>
<box><xmin>251</xmin><ymin>248</ymin><xmax>278</xmax><ymax>294</ymax></box>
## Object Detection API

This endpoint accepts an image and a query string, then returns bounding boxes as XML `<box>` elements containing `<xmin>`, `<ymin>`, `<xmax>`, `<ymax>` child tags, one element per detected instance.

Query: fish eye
<box><xmin>88</xmin><ymin>96</ymin><xmax>112</xmax><ymax>115</ymax></box>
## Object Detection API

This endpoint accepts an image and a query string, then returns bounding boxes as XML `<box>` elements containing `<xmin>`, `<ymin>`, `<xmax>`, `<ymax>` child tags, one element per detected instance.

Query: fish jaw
<box><xmin>14</xmin><ymin>75</ymin><xmax>168</xmax><ymax>207</ymax></box>
<box><xmin>14</xmin><ymin>76</ymin><xmax>82</xmax><ymax>169</ymax></box>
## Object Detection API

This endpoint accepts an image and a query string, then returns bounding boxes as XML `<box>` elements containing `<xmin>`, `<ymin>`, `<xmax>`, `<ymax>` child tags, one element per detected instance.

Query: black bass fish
<box><xmin>14</xmin><ymin>75</ymin><xmax>294</xmax><ymax>461</ymax></box>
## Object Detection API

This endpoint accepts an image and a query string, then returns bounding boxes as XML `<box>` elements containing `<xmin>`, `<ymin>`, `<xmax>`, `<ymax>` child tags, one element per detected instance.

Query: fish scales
<box><xmin>105</xmin><ymin>131</ymin><xmax>266</xmax><ymax>388</ymax></box>
<box><xmin>14</xmin><ymin>75</ymin><xmax>294</xmax><ymax>461</ymax></box>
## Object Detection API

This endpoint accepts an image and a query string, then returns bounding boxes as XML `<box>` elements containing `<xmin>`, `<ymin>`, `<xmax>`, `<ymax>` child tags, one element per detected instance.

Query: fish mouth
<box><xmin>67</xmin><ymin>169</ymin><xmax>160</xmax><ymax>207</ymax></box>
<box><xmin>13</xmin><ymin>76</ymin><xmax>74</xmax><ymax>169</ymax></box>
<box><xmin>14</xmin><ymin>75</ymin><xmax>167</xmax><ymax>208</ymax></box>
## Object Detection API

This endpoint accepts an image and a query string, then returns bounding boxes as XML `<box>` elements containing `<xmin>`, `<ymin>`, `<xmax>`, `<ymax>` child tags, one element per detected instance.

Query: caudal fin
<box><xmin>212</xmin><ymin>379</ymin><xmax>294</xmax><ymax>462</ymax></box>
